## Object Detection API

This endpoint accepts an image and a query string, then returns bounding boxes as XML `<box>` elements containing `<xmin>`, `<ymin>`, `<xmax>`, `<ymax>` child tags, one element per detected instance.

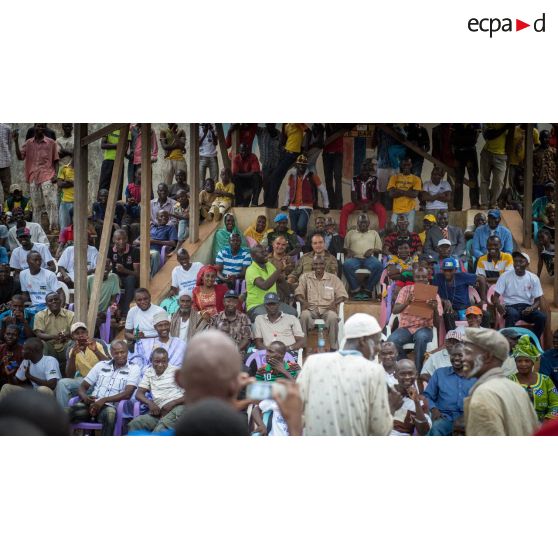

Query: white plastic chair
<box><xmin>386</xmin><ymin>313</ymin><xmax>438</xmax><ymax>353</ymax></box>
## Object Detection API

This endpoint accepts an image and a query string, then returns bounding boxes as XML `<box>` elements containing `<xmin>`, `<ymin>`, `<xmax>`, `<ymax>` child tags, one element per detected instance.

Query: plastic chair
<box><xmin>99</xmin><ymin>294</ymin><xmax>120</xmax><ymax>344</ymax></box>
<box><xmin>68</xmin><ymin>396</ymin><xmax>136</xmax><ymax>436</ymax></box>
<box><xmin>499</xmin><ymin>327</ymin><xmax>544</xmax><ymax>354</ymax></box>
<box><xmin>57</xmin><ymin>281</ymin><xmax>70</xmax><ymax>307</ymax></box>
<box><xmin>386</xmin><ymin>314</ymin><xmax>438</xmax><ymax>354</ymax></box>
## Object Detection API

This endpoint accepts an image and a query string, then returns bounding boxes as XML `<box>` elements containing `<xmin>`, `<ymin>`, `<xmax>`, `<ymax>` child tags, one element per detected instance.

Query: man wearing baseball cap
<box><xmin>433</xmin><ymin>258</ymin><xmax>487</xmax><ymax>331</ymax></box>
<box><xmin>462</xmin><ymin>327</ymin><xmax>538</xmax><ymax>435</ymax></box>
<box><xmin>472</xmin><ymin>208</ymin><xmax>513</xmax><ymax>259</ymax></box>
<box><xmin>55</xmin><ymin>322</ymin><xmax>109</xmax><ymax>408</ymax></box>
<box><xmin>492</xmin><ymin>251</ymin><xmax>546</xmax><ymax>339</ymax></box>
<box><xmin>433</xmin><ymin>238</ymin><xmax>466</xmax><ymax>274</ymax></box>
<box><xmin>296</xmin><ymin>313</ymin><xmax>393</xmax><ymax>436</ymax></box>
<box><xmin>265</xmin><ymin>213</ymin><xmax>300</xmax><ymax>256</ymax></box>
<box><xmin>465</xmin><ymin>306</ymin><xmax>483</xmax><ymax>328</ymax></box>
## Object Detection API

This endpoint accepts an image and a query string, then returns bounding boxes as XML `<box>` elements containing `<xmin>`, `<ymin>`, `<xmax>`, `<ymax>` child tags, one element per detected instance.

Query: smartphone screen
<box><xmin>246</xmin><ymin>382</ymin><xmax>274</xmax><ymax>401</ymax></box>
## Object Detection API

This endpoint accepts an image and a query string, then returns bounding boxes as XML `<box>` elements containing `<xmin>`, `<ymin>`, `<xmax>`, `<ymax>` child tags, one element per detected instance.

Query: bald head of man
<box><xmin>394</xmin><ymin>359</ymin><xmax>418</xmax><ymax>390</ymax></box>
<box><xmin>177</xmin><ymin>330</ymin><xmax>242</xmax><ymax>405</ymax></box>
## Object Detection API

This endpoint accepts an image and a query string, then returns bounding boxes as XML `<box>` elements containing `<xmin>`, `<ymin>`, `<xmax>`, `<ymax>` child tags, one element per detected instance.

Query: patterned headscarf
<box><xmin>195</xmin><ymin>265</ymin><xmax>219</xmax><ymax>287</ymax></box>
<box><xmin>512</xmin><ymin>335</ymin><xmax>542</xmax><ymax>362</ymax></box>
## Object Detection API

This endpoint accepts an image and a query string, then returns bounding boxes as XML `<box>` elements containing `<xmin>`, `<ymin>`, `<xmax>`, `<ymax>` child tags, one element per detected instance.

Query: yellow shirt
<box><xmin>284</xmin><ymin>124</ymin><xmax>305</xmax><ymax>153</ymax></box>
<box><xmin>343</xmin><ymin>229</ymin><xmax>382</xmax><ymax>259</ymax></box>
<box><xmin>59</xmin><ymin>164</ymin><xmax>75</xmax><ymax>203</ymax></box>
<box><xmin>484</xmin><ymin>124</ymin><xmax>509</xmax><ymax>155</ymax></box>
<box><xmin>387</xmin><ymin>173</ymin><xmax>422</xmax><ymax>214</ymax></box>
<box><xmin>214</xmin><ymin>181</ymin><xmax>235</xmax><ymax>204</ymax></box>
<box><xmin>510</xmin><ymin>127</ymin><xmax>540</xmax><ymax>166</ymax></box>
<box><xmin>162</xmin><ymin>128</ymin><xmax>185</xmax><ymax>161</ymax></box>
<box><xmin>476</xmin><ymin>252</ymin><xmax>513</xmax><ymax>277</ymax></box>
<box><xmin>74</xmin><ymin>342</ymin><xmax>109</xmax><ymax>378</ymax></box>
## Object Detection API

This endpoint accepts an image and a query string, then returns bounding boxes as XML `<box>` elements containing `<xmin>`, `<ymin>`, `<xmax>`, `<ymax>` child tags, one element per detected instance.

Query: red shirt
<box><xmin>226</xmin><ymin>125</ymin><xmax>258</xmax><ymax>151</ymax></box>
<box><xmin>324</xmin><ymin>136</ymin><xmax>344</xmax><ymax>154</ymax></box>
<box><xmin>21</xmin><ymin>136</ymin><xmax>59</xmax><ymax>184</ymax></box>
<box><xmin>232</xmin><ymin>153</ymin><xmax>261</xmax><ymax>175</ymax></box>
<box><xmin>59</xmin><ymin>224</ymin><xmax>73</xmax><ymax>244</ymax></box>
<box><xmin>126</xmin><ymin>183</ymin><xmax>142</xmax><ymax>202</ymax></box>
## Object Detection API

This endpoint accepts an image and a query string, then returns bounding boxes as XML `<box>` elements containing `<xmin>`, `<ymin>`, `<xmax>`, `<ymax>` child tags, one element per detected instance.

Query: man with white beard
<box><xmin>462</xmin><ymin>328</ymin><xmax>538</xmax><ymax>436</ymax></box>
<box><xmin>296</xmin><ymin>313</ymin><xmax>395</xmax><ymax>436</ymax></box>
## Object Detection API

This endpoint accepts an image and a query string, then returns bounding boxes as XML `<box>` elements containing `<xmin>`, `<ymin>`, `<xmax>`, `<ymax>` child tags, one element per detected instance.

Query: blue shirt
<box><xmin>0</xmin><ymin>246</ymin><xmax>7</xmax><ymax>265</ymax></box>
<box><xmin>423</xmin><ymin>366</ymin><xmax>477</xmax><ymax>421</ymax></box>
<box><xmin>150</xmin><ymin>224</ymin><xmax>178</xmax><ymax>252</ymax></box>
<box><xmin>215</xmin><ymin>247</ymin><xmax>251</xmax><ymax>277</ymax></box>
<box><xmin>540</xmin><ymin>349</ymin><xmax>558</xmax><ymax>389</ymax></box>
<box><xmin>472</xmin><ymin>224</ymin><xmax>513</xmax><ymax>259</ymax></box>
<box><xmin>432</xmin><ymin>272</ymin><xmax>477</xmax><ymax>310</ymax></box>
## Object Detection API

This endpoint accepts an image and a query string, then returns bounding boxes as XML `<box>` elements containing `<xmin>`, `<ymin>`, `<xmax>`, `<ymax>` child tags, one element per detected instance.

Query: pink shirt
<box><xmin>21</xmin><ymin>137</ymin><xmax>59</xmax><ymax>184</ymax></box>
<box><xmin>132</xmin><ymin>129</ymin><xmax>158</xmax><ymax>165</ymax></box>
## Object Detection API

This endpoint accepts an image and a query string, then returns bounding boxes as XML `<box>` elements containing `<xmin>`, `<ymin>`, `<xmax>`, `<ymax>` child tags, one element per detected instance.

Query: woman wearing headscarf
<box><xmin>212</xmin><ymin>213</ymin><xmax>246</xmax><ymax>260</ymax></box>
<box><xmin>243</xmin><ymin>215</ymin><xmax>268</xmax><ymax>247</ymax></box>
<box><xmin>510</xmin><ymin>335</ymin><xmax>558</xmax><ymax>422</ymax></box>
<box><xmin>191</xmin><ymin>265</ymin><xmax>228</xmax><ymax>320</ymax></box>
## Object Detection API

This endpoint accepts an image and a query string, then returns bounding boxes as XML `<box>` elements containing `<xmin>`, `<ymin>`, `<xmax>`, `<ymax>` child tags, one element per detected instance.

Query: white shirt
<box><xmin>125</xmin><ymin>304</ymin><xmax>164</xmax><ymax>338</ymax></box>
<box><xmin>199</xmin><ymin>125</ymin><xmax>218</xmax><ymax>157</ymax></box>
<box><xmin>296</xmin><ymin>351</ymin><xmax>393</xmax><ymax>436</ymax></box>
<box><xmin>421</xmin><ymin>348</ymin><xmax>451</xmax><ymax>376</ymax></box>
<box><xmin>494</xmin><ymin>269</ymin><xmax>543</xmax><ymax>306</ymax></box>
<box><xmin>10</xmin><ymin>242</ymin><xmax>54</xmax><ymax>270</ymax></box>
<box><xmin>391</xmin><ymin>393</ymin><xmax>432</xmax><ymax>436</ymax></box>
<box><xmin>179</xmin><ymin>319</ymin><xmax>190</xmax><ymax>342</ymax></box>
<box><xmin>16</xmin><ymin>356</ymin><xmax>61</xmax><ymax>388</ymax></box>
<box><xmin>384</xmin><ymin>369</ymin><xmax>397</xmax><ymax>388</ymax></box>
<box><xmin>138</xmin><ymin>365</ymin><xmax>184</xmax><ymax>408</ymax></box>
<box><xmin>171</xmin><ymin>262</ymin><xmax>204</xmax><ymax>293</ymax></box>
<box><xmin>85</xmin><ymin>359</ymin><xmax>142</xmax><ymax>404</ymax></box>
<box><xmin>8</xmin><ymin>222</ymin><xmax>49</xmax><ymax>250</ymax></box>
<box><xmin>423</xmin><ymin>179</ymin><xmax>451</xmax><ymax>210</ymax></box>
<box><xmin>19</xmin><ymin>267</ymin><xmax>59</xmax><ymax>305</ymax></box>
<box><xmin>58</xmin><ymin>245</ymin><xmax>99</xmax><ymax>281</ymax></box>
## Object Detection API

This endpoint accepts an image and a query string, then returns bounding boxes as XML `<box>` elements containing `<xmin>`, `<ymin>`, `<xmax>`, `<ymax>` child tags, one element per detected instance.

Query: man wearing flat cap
<box><xmin>296</xmin><ymin>313</ymin><xmax>394</xmax><ymax>436</ymax></box>
<box><xmin>462</xmin><ymin>327</ymin><xmax>538</xmax><ymax>436</ymax></box>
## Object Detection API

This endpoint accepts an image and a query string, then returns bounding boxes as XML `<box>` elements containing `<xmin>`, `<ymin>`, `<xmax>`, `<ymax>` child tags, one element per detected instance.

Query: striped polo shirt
<box><xmin>215</xmin><ymin>247</ymin><xmax>251</xmax><ymax>277</ymax></box>
<box><xmin>139</xmin><ymin>365</ymin><xmax>184</xmax><ymax>407</ymax></box>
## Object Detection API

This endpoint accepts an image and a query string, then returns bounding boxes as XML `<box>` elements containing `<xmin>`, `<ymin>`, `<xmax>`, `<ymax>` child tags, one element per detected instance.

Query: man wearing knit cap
<box><xmin>462</xmin><ymin>327</ymin><xmax>538</xmax><ymax>436</ymax></box>
<box><xmin>296</xmin><ymin>313</ymin><xmax>393</xmax><ymax>436</ymax></box>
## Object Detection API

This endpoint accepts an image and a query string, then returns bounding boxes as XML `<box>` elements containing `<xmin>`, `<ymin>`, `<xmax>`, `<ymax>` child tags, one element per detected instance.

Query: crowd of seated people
<box><xmin>0</xmin><ymin>122</ymin><xmax>556</xmax><ymax>437</ymax></box>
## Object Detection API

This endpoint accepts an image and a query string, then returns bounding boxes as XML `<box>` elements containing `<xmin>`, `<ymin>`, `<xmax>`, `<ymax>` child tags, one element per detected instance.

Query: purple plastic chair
<box><xmin>99</xmin><ymin>294</ymin><xmax>121</xmax><ymax>344</ymax></box>
<box><xmin>68</xmin><ymin>396</ymin><xmax>137</xmax><ymax>436</ymax></box>
<box><xmin>245</xmin><ymin>350</ymin><xmax>296</xmax><ymax>369</ymax></box>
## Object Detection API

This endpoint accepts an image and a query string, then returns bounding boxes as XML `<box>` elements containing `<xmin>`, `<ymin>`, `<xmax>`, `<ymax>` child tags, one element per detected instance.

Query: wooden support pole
<box><xmin>523</xmin><ymin>124</ymin><xmax>534</xmax><ymax>249</ymax></box>
<box><xmin>81</xmin><ymin>123</ymin><xmax>126</xmax><ymax>147</ymax></box>
<box><xmin>215</xmin><ymin>123</ymin><xmax>230</xmax><ymax>170</ymax></box>
<box><xmin>73</xmin><ymin>124</ymin><xmax>89</xmax><ymax>322</ymax></box>
<box><xmin>86</xmin><ymin>125</ymin><xmax>129</xmax><ymax>334</ymax></box>
<box><xmin>189</xmin><ymin>123</ymin><xmax>200</xmax><ymax>243</ymax></box>
<box><xmin>231</xmin><ymin>127</ymin><xmax>240</xmax><ymax>162</ymax></box>
<box><xmin>140</xmin><ymin>124</ymin><xmax>152</xmax><ymax>289</ymax></box>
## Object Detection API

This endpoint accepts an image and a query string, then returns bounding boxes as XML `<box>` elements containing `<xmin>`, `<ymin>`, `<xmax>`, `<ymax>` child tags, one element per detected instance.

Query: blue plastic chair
<box><xmin>499</xmin><ymin>327</ymin><xmax>544</xmax><ymax>354</ymax></box>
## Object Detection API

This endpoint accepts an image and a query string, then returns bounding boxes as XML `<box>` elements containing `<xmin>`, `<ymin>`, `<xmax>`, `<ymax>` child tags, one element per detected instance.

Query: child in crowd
<box><xmin>208</xmin><ymin>168</ymin><xmax>235</xmax><ymax>221</ymax></box>
<box><xmin>172</xmin><ymin>188</ymin><xmax>190</xmax><ymax>241</ymax></box>
<box><xmin>199</xmin><ymin>178</ymin><xmax>216</xmax><ymax>221</ymax></box>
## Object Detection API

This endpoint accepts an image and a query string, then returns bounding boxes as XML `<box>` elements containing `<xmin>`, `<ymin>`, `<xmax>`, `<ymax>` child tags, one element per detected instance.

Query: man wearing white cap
<box><xmin>420</xmin><ymin>328</ymin><xmax>464</xmax><ymax>380</ymax></box>
<box><xmin>296</xmin><ymin>313</ymin><xmax>393</xmax><ymax>436</ymax></box>
<box><xmin>493</xmin><ymin>251</ymin><xmax>546</xmax><ymax>339</ymax></box>
<box><xmin>130</xmin><ymin>311</ymin><xmax>186</xmax><ymax>371</ymax></box>
<box><xmin>462</xmin><ymin>327</ymin><xmax>538</xmax><ymax>436</ymax></box>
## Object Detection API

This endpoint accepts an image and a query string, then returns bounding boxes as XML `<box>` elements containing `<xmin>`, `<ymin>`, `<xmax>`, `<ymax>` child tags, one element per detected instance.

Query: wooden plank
<box><xmin>86</xmin><ymin>125</ymin><xmax>129</xmax><ymax>334</ymax></box>
<box><xmin>523</xmin><ymin>124</ymin><xmax>534</xmax><ymax>249</ymax></box>
<box><xmin>73</xmin><ymin>124</ymin><xmax>89</xmax><ymax>322</ymax></box>
<box><xmin>554</xmin><ymin>125</ymin><xmax>558</xmax><ymax>305</ymax></box>
<box><xmin>376</xmin><ymin>124</ymin><xmax>474</xmax><ymax>186</ymax></box>
<box><xmin>189</xmin><ymin>123</ymin><xmax>200</xmax><ymax>243</ymax></box>
<box><xmin>80</xmin><ymin>123</ymin><xmax>126</xmax><ymax>147</ymax></box>
<box><xmin>140</xmin><ymin>124</ymin><xmax>152</xmax><ymax>288</ymax></box>
<box><xmin>215</xmin><ymin>123</ymin><xmax>230</xmax><ymax>170</ymax></box>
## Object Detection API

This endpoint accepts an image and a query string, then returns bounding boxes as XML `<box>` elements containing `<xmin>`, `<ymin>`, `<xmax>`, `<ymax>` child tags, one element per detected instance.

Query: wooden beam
<box><xmin>376</xmin><ymin>124</ymin><xmax>473</xmax><ymax>186</ymax></box>
<box><xmin>523</xmin><ymin>124</ymin><xmax>534</xmax><ymax>249</ymax></box>
<box><xmin>554</xmin><ymin>125</ymin><xmax>558</xmax><ymax>305</ymax></box>
<box><xmin>231</xmin><ymin>127</ymin><xmax>240</xmax><ymax>162</ymax></box>
<box><xmin>215</xmin><ymin>123</ymin><xmax>230</xmax><ymax>170</ymax></box>
<box><xmin>140</xmin><ymin>124</ymin><xmax>152</xmax><ymax>288</ymax></box>
<box><xmin>73</xmin><ymin>124</ymin><xmax>89</xmax><ymax>322</ymax></box>
<box><xmin>189</xmin><ymin>124</ymin><xmax>200</xmax><ymax>243</ymax></box>
<box><xmin>86</xmin><ymin>125</ymin><xmax>129</xmax><ymax>334</ymax></box>
<box><xmin>80</xmin><ymin>123</ymin><xmax>126</xmax><ymax>147</ymax></box>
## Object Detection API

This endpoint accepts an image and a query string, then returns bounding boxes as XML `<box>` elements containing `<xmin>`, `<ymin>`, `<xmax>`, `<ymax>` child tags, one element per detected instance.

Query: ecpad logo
<box><xmin>468</xmin><ymin>13</ymin><xmax>546</xmax><ymax>37</ymax></box>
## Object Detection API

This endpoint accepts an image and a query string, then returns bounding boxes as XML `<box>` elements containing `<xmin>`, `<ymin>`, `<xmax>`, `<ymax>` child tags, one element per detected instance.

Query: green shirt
<box><xmin>255</xmin><ymin>362</ymin><xmax>299</xmax><ymax>382</ymax></box>
<box><xmin>103</xmin><ymin>130</ymin><xmax>121</xmax><ymax>161</ymax></box>
<box><xmin>245</xmin><ymin>262</ymin><xmax>277</xmax><ymax>311</ymax></box>
<box><xmin>87</xmin><ymin>272</ymin><xmax>121</xmax><ymax>313</ymax></box>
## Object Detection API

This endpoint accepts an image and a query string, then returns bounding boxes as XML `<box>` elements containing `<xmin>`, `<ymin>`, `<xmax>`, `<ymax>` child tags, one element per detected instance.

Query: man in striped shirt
<box><xmin>128</xmin><ymin>347</ymin><xmax>185</xmax><ymax>433</ymax></box>
<box><xmin>215</xmin><ymin>232</ymin><xmax>251</xmax><ymax>288</ymax></box>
